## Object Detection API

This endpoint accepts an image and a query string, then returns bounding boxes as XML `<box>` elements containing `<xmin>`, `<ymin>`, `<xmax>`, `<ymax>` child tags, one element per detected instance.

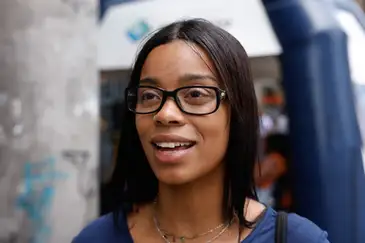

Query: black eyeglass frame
<box><xmin>125</xmin><ymin>85</ymin><xmax>227</xmax><ymax>115</ymax></box>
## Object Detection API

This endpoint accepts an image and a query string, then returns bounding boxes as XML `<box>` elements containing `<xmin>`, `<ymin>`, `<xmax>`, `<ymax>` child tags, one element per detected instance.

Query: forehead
<box><xmin>140</xmin><ymin>40</ymin><xmax>217</xmax><ymax>87</ymax></box>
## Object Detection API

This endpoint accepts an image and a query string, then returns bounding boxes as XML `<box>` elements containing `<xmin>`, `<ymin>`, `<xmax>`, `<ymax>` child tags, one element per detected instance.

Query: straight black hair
<box><xmin>110</xmin><ymin>18</ymin><xmax>259</xmax><ymax>229</ymax></box>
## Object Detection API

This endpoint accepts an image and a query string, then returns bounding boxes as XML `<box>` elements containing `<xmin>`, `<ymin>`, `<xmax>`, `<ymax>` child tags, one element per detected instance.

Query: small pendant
<box><xmin>179</xmin><ymin>237</ymin><xmax>185</xmax><ymax>243</ymax></box>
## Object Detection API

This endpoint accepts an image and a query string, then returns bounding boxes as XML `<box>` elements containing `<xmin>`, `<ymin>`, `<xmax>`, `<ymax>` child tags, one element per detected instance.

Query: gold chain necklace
<box><xmin>153</xmin><ymin>215</ymin><xmax>232</xmax><ymax>242</ymax></box>
<box><xmin>153</xmin><ymin>215</ymin><xmax>233</xmax><ymax>243</ymax></box>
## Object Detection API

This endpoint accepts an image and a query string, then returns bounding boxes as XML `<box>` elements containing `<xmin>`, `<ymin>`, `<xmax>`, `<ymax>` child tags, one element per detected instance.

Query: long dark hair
<box><xmin>110</xmin><ymin>18</ymin><xmax>259</xmax><ymax>229</ymax></box>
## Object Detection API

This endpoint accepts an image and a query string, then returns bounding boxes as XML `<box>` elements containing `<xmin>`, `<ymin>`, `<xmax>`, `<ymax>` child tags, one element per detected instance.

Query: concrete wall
<box><xmin>0</xmin><ymin>1</ymin><xmax>99</xmax><ymax>243</ymax></box>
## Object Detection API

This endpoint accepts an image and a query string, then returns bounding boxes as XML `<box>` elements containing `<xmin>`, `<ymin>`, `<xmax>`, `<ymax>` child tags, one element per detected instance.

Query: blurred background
<box><xmin>0</xmin><ymin>0</ymin><xmax>364</xmax><ymax>242</ymax></box>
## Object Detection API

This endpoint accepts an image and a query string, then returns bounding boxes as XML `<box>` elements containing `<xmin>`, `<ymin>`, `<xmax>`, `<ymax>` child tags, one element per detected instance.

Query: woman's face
<box><xmin>136</xmin><ymin>40</ymin><xmax>230</xmax><ymax>185</ymax></box>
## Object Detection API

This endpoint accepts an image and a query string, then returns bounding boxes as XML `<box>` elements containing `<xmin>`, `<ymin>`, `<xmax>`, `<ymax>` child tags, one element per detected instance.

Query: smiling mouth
<box><xmin>152</xmin><ymin>142</ymin><xmax>196</xmax><ymax>151</ymax></box>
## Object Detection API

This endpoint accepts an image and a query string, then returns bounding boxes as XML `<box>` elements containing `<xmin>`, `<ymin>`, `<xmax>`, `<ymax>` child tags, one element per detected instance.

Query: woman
<box><xmin>73</xmin><ymin>19</ymin><xmax>329</xmax><ymax>243</ymax></box>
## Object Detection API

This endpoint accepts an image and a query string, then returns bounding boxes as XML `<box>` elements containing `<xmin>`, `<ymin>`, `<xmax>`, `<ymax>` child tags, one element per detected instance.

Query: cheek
<box><xmin>135</xmin><ymin>115</ymin><xmax>152</xmax><ymax>143</ymax></box>
<box><xmin>198</xmin><ymin>106</ymin><xmax>230</xmax><ymax>154</ymax></box>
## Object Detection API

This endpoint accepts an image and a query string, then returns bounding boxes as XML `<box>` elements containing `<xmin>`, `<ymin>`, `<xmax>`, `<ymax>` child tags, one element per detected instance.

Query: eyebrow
<box><xmin>139</xmin><ymin>77</ymin><xmax>158</xmax><ymax>85</ymax></box>
<box><xmin>139</xmin><ymin>74</ymin><xmax>217</xmax><ymax>86</ymax></box>
<box><xmin>179</xmin><ymin>74</ymin><xmax>217</xmax><ymax>83</ymax></box>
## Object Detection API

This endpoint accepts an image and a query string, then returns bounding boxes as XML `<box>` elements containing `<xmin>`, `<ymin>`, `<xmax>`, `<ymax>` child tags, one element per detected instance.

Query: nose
<box><xmin>153</xmin><ymin>98</ymin><xmax>185</xmax><ymax>126</ymax></box>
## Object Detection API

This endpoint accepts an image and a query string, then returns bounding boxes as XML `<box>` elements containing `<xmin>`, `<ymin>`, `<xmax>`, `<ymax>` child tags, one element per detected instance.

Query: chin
<box><xmin>155</xmin><ymin>170</ymin><xmax>197</xmax><ymax>186</ymax></box>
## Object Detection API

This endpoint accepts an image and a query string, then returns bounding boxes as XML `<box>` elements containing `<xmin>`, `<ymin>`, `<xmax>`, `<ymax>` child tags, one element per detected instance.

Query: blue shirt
<box><xmin>72</xmin><ymin>207</ymin><xmax>330</xmax><ymax>243</ymax></box>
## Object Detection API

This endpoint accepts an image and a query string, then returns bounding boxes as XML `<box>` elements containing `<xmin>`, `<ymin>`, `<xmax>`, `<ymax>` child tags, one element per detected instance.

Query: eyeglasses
<box><xmin>126</xmin><ymin>85</ymin><xmax>227</xmax><ymax>115</ymax></box>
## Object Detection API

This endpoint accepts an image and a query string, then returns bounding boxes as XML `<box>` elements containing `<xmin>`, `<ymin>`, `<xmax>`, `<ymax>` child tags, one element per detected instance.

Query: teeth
<box><xmin>155</xmin><ymin>142</ymin><xmax>192</xmax><ymax>148</ymax></box>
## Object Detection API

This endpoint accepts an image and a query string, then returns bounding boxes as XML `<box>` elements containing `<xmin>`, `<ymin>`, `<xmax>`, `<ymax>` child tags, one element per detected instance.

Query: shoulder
<box><xmin>247</xmin><ymin>207</ymin><xmax>329</xmax><ymax>243</ymax></box>
<box><xmin>71</xmin><ymin>212</ymin><xmax>132</xmax><ymax>243</ymax></box>
<box><xmin>286</xmin><ymin>212</ymin><xmax>330</xmax><ymax>243</ymax></box>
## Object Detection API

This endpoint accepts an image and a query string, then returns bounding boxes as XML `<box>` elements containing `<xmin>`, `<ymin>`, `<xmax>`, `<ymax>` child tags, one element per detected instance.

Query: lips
<box><xmin>150</xmin><ymin>134</ymin><xmax>196</xmax><ymax>163</ymax></box>
<box><xmin>153</xmin><ymin>142</ymin><xmax>195</xmax><ymax>149</ymax></box>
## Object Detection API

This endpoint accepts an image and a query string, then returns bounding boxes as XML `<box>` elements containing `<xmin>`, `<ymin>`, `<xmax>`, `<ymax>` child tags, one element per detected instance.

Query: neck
<box><xmin>154</xmin><ymin>165</ymin><xmax>226</xmax><ymax>236</ymax></box>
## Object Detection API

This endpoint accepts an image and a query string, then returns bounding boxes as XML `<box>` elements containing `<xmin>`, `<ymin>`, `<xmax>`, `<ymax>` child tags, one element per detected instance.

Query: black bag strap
<box><xmin>275</xmin><ymin>211</ymin><xmax>288</xmax><ymax>243</ymax></box>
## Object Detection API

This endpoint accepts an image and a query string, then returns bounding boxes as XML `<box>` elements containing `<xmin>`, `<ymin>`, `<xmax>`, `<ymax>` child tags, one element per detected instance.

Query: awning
<box><xmin>98</xmin><ymin>0</ymin><xmax>282</xmax><ymax>70</ymax></box>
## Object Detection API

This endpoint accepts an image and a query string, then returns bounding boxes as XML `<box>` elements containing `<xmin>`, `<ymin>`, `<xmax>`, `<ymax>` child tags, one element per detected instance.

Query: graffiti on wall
<box><xmin>62</xmin><ymin>149</ymin><xmax>97</xmax><ymax>223</ymax></box>
<box><xmin>62</xmin><ymin>150</ymin><xmax>97</xmax><ymax>198</ymax></box>
<box><xmin>16</xmin><ymin>157</ymin><xmax>68</xmax><ymax>243</ymax></box>
<box><xmin>0</xmin><ymin>143</ymin><xmax>98</xmax><ymax>243</ymax></box>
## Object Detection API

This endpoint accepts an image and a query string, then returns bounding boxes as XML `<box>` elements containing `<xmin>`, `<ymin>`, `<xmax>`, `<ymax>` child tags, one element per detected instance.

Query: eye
<box><xmin>188</xmin><ymin>90</ymin><xmax>203</xmax><ymax>98</ymax></box>
<box><xmin>184</xmin><ymin>88</ymin><xmax>211</xmax><ymax>98</ymax></box>
<box><xmin>138</xmin><ymin>89</ymin><xmax>161</xmax><ymax>101</ymax></box>
<box><xmin>141</xmin><ymin>91</ymin><xmax>159</xmax><ymax>100</ymax></box>
<box><xmin>179</xmin><ymin>87</ymin><xmax>216</xmax><ymax>106</ymax></box>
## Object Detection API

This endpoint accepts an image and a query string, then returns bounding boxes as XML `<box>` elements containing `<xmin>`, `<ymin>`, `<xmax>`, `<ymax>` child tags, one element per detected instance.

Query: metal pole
<box><xmin>0</xmin><ymin>1</ymin><xmax>99</xmax><ymax>243</ymax></box>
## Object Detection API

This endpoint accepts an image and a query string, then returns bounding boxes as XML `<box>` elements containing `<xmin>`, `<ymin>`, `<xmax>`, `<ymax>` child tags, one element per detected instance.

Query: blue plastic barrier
<box><xmin>99</xmin><ymin>0</ymin><xmax>135</xmax><ymax>19</ymax></box>
<box><xmin>262</xmin><ymin>0</ymin><xmax>365</xmax><ymax>242</ymax></box>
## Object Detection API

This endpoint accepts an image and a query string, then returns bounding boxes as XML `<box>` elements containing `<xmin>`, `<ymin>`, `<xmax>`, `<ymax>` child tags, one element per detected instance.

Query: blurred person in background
<box><xmin>255</xmin><ymin>112</ymin><xmax>275</xmax><ymax>207</ymax></box>
<box><xmin>256</xmin><ymin>87</ymin><xmax>292</xmax><ymax>211</ymax></box>
<box><xmin>73</xmin><ymin>19</ymin><xmax>329</xmax><ymax>243</ymax></box>
<box><xmin>255</xmin><ymin>132</ymin><xmax>293</xmax><ymax>212</ymax></box>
